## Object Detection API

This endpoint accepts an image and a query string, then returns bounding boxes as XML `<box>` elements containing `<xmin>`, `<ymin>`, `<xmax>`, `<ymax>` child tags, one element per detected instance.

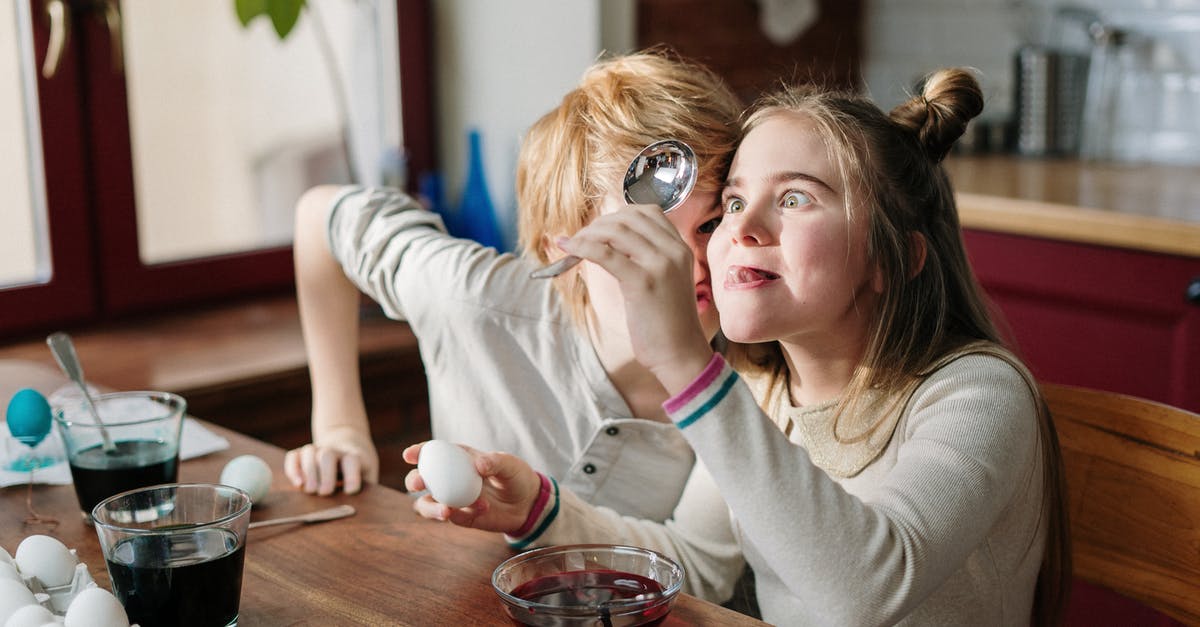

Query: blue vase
<box><xmin>456</xmin><ymin>129</ymin><xmax>505</xmax><ymax>250</ymax></box>
<box><xmin>418</xmin><ymin>171</ymin><xmax>459</xmax><ymax>236</ymax></box>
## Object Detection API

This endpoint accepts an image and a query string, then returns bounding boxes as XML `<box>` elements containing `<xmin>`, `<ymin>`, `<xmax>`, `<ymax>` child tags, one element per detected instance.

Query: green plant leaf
<box><xmin>234</xmin><ymin>0</ymin><xmax>268</xmax><ymax>27</ymax></box>
<box><xmin>268</xmin><ymin>0</ymin><xmax>306</xmax><ymax>39</ymax></box>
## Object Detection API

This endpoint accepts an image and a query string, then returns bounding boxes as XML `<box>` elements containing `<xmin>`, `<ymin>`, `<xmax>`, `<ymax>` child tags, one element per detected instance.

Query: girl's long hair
<box><xmin>730</xmin><ymin>68</ymin><xmax>1071</xmax><ymax>625</ymax></box>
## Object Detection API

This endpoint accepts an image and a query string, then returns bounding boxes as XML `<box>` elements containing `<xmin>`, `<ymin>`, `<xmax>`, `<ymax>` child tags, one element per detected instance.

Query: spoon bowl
<box><xmin>622</xmin><ymin>139</ymin><xmax>697</xmax><ymax>211</ymax></box>
<box><xmin>530</xmin><ymin>139</ymin><xmax>697</xmax><ymax>279</ymax></box>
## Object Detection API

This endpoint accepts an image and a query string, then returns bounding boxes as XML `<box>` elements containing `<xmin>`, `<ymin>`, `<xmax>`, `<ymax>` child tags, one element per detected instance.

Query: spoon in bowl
<box><xmin>529</xmin><ymin>139</ymin><xmax>697</xmax><ymax>279</ymax></box>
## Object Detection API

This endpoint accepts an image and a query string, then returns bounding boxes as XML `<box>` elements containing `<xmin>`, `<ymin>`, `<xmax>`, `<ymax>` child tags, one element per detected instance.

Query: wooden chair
<box><xmin>1043</xmin><ymin>383</ymin><xmax>1200</xmax><ymax>625</ymax></box>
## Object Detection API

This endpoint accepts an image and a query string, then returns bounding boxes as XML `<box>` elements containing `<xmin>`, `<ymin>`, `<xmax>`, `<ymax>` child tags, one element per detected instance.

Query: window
<box><xmin>1</xmin><ymin>0</ymin><xmax>432</xmax><ymax>338</ymax></box>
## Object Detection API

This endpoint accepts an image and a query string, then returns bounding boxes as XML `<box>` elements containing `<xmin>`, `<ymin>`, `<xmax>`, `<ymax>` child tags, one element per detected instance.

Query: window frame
<box><xmin>1</xmin><ymin>0</ymin><xmax>433</xmax><ymax>338</ymax></box>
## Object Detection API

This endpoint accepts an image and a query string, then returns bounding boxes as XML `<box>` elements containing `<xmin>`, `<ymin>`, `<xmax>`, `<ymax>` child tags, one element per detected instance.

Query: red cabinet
<box><xmin>964</xmin><ymin>229</ymin><xmax>1200</xmax><ymax>413</ymax></box>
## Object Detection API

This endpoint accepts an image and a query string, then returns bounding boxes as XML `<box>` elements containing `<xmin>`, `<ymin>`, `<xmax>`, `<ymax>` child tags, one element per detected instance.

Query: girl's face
<box><xmin>711</xmin><ymin>112</ymin><xmax>879</xmax><ymax>350</ymax></box>
<box><xmin>582</xmin><ymin>186</ymin><xmax>723</xmax><ymax>343</ymax></box>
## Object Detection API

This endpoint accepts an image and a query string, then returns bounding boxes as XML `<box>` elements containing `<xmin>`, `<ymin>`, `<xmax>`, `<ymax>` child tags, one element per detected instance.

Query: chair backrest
<box><xmin>1043</xmin><ymin>382</ymin><xmax>1200</xmax><ymax>625</ymax></box>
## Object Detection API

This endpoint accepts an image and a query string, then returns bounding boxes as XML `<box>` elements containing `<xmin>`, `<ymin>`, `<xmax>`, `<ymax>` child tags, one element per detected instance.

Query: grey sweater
<box><xmin>327</xmin><ymin>186</ymin><xmax>696</xmax><ymax>522</ymax></box>
<box><xmin>516</xmin><ymin>352</ymin><xmax>1047</xmax><ymax>626</ymax></box>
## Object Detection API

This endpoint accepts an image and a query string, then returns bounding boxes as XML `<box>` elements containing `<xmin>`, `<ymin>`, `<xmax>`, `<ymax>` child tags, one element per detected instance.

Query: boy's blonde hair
<box><xmin>516</xmin><ymin>47</ymin><xmax>741</xmax><ymax>326</ymax></box>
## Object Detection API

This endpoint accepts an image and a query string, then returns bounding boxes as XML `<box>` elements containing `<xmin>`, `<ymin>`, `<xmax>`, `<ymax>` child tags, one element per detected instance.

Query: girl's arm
<box><xmin>402</xmin><ymin>441</ymin><xmax>746</xmax><ymax>604</ymax></box>
<box><xmin>668</xmin><ymin>353</ymin><xmax>1041</xmax><ymax>624</ymax></box>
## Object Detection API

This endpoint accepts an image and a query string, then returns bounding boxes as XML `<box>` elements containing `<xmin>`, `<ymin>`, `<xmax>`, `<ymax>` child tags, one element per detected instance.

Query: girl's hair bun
<box><xmin>889</xmin><ymin>68</ymin><xmax>984</xmax><ymax>163</ymax></box>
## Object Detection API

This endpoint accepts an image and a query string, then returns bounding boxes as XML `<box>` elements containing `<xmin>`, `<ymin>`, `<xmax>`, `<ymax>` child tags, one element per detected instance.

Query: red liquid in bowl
<box><xmin>509</xmin><ymin>569</ymin><xmax>670</xmax><ymax>626</ymax></box>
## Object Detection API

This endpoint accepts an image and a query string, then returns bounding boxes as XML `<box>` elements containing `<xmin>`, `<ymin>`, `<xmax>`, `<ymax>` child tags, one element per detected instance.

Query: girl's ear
<box><xmin>907</xmin><ymin>231</ymin><xmax>928</xmax><ymax>280</ymax></box>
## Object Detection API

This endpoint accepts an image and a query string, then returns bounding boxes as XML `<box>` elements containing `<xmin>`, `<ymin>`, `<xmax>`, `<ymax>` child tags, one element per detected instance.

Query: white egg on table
<box><xmin>0</xmin><ymin>548</ymin><xmax>12</xmax><ymax>569</ymax></box>
<box><xmin>63</xmin><ymin>587</ymin><xmax>127</xmax><ymax>627</ymax></box>
<box><xmin>219</xmin><ymin>454</ymin><xmax>273</xmax><ymax>504</ymax></box>
<box><xmin>13</xmin><ymin>537</ymin><xmax>75</xmax><ymax>588</ymax></box>
<box><xmin>417</xmin><ymin>440</ymin><xmax>483</xmax><ymax>508</ymax></box>
<box><xmin>3</xmin><ymin>603</ymin><xmax>55</xmax><ymax>627</ymax></box>
<box><xmin>0</xmin><ymin>580</ymin><xmax>37</xmax><ymax>625</ymax></box>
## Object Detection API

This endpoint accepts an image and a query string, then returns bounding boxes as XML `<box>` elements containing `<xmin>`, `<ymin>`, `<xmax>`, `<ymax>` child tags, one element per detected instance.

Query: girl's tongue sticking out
<box><xmin>725</xmin><ymin>265</ymin><xmax>779</xmax><ymax>288</ymax></box>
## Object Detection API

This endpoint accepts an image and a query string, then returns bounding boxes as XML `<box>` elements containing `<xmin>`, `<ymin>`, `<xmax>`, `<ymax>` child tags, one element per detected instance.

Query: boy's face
<box><xmin>581</xmin><ymin>185</ymin><xmax>723</xmax><ymax>344</ymax></box>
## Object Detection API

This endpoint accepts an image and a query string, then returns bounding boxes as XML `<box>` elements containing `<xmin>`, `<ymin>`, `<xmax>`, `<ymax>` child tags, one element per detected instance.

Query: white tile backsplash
<box><xmin>863</xmin><ymin>0</ymin><xmax>1200</xmax><ymax>126</ymax></box>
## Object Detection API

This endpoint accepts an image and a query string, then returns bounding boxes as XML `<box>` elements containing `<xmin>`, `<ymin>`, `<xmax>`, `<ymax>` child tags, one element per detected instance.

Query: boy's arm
<box><xmin>283</xmin><ymin>185</ymin><xmax>378</xmax><ymax>495</ymax></box>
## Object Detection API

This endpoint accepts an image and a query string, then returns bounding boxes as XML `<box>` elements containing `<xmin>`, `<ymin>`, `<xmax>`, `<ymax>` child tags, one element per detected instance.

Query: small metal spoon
<box><xmin>529</xmin><ymin>139</ymin><xmax>698</xmax><ymax>279</ymax></box>
<box><xmin>248</xmin><ymin>504</ymin><xmax>356</xmax><ymax>530</ymax></box>
<box><xmin>46</xmin><ymin>331</ymin><xmax>117</xmax><ymax>454</ymax></box>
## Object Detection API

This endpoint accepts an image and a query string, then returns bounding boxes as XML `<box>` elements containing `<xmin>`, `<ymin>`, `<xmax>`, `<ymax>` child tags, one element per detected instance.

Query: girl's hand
<box><xmin>561</xmin><ymin>204</ymin><xmax>715</xmax><ymax>389</ymax></box>
<box><xmin>402</xmin><ymin>442</ymin><xmax>543</xmax><ymax>534</ymax></box>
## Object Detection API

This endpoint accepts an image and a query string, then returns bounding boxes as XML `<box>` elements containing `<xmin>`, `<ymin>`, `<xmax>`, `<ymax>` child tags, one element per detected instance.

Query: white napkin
<box><xmin>1</xmin><ymin>385</ymin><xmax>230</xmax><ymax>488</ymax></box>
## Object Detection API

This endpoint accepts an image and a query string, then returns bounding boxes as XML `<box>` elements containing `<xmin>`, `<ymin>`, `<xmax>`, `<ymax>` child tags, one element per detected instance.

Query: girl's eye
<box><xmin>698</xmin><ymin>216</ymin><xmax>722</xmax><ymax>234</ymax></box>
<box><xmin>723</xmin><ymin>197</ymin><xmax>745</xmax><ymax>214</ymax></box>
<box><xmin>782</xmin><ymin>191</ymin><xmax>812</xmax><ymax>209</ymax></box>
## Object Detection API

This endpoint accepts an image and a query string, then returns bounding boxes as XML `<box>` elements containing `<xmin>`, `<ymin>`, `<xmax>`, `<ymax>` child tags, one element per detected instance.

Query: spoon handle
<box><xmin>46</xmin><ymin>332</ymin><xmax>117</xmax><ymax>453</ymax></box>
<box><xmin>529</xmin><ymin>255</ymin><xmax>581</xmax><ymax>279</ymax></box>
<box><xmin>248</xmin><ymin>504</ymin><xmax>356</xmax><ymax>530</ymax></box>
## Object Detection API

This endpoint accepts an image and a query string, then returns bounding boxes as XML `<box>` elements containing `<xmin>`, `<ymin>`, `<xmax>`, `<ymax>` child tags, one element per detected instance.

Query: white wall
<box><xmin>431</xmin><ymin>0</ymin><xmax>614</xmax><ymax>249</ymax></box>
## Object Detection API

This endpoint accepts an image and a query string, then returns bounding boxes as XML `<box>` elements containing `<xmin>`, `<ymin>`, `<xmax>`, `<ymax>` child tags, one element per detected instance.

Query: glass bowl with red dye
<box><xmin>492</xmin><ymin>544</ymin><xmax>685</xmax><ymax>626</ymax></box>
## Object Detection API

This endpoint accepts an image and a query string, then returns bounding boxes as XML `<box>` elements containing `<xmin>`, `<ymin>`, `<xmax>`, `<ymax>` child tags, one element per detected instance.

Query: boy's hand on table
<box><xmin>284</xmin><ymin>425</ymin><xmax>379</xmax><ymax>495</ymax></box>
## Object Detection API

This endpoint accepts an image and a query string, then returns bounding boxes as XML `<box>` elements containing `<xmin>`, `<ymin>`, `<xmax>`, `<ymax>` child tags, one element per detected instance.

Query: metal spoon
<box><xmin>46</xmin><ymin>331</ymin><xmax>117</xmax><ymax>454</ymax></box>
<box><xmin>248</xmin><ymin>504</ymin><xmax>356</xmax><ymax>530</ymax></box>
<box><xmin>529</xmin><ymin>139</ymin><xmax>698</xmax><ymax>279</ymax></box>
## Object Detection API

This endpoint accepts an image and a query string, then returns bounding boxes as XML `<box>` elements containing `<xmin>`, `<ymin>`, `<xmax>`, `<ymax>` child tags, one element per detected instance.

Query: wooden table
<box><xmin>1</xmin><ymin>422</ymin><xmax>765</xmax><ymax>625</ymax></box>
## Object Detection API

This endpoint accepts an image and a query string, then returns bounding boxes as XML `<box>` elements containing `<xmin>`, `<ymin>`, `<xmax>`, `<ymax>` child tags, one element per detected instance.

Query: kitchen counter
<box><xmin>945</xmin><ymin>155</ymin><xmax>1200</xmax><ymax>257</ymax></box>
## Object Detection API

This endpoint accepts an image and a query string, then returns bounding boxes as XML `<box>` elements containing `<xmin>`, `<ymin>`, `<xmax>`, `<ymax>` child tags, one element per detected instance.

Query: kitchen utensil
<box><xmin>46</xmin><ymin>332</ymin><xmax>116</xmax><ymax>454</ymax></box>
<box><xmin>529</xmin><ymin>139</ymin><xmax>697</xmax><ymax>279</ymax></box>
<box><xmin>247</xmin><ymin>504</ymin><xmax>356</xmax><ymax>530</ymax></box>
<box><xmin>493</xmin><ymin>544</ymin><xmax>684</xmax><ymax>626</ymax></box>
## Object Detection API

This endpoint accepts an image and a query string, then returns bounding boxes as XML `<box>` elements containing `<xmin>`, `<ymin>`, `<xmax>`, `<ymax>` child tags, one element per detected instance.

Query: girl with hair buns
<box><xmin>404</xmin><ymin>68</ymin><xmax>1072</xmax><ymax>625</ymax></box>
<box><xmin>283</xmin><ymin>46</ymin><xmax>744</xmax><ymax>539</ymax></box>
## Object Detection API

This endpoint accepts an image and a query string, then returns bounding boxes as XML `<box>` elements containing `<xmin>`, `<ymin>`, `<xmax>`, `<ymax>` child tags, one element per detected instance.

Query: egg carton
<box><xmin>22</xmin><ymin>560</ymin><xmax>96</xmax><ymax>615</ymax></box>
<box><xmin>2</xmin><ymin>538</ymin><xmax>136</xmax><ymax>627</ymax></box>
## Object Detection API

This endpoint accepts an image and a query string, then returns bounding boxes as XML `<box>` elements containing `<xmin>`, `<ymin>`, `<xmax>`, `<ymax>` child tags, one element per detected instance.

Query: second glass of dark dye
<box><xmin>92</xmin><ymin>483</ymin><xmax>252</xmax><ymax>627</ymax></box>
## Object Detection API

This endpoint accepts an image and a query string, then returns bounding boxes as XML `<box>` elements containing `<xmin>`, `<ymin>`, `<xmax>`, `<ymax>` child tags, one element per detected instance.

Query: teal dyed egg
<box><xmin>6</xmin><ymin>388</ymin><xmax>52</xmax><ymax>447</ymax></box>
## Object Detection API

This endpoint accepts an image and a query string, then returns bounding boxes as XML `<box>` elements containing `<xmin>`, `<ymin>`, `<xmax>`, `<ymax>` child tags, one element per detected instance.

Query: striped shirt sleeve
<box><xmin>663</xmin><ymin>353</ymin><xmax>740</xmax><ymax>430</ymax></box>
<box><xmin>505</xmin><ymin>474</ymin><xmax>560</xmax><ymax>550</ymax></box>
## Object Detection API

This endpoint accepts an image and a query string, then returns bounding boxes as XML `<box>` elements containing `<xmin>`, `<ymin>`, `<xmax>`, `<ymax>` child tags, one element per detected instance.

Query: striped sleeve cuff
<box><xmin>663</xmin><ymin>353</ymin><xmax>739</xmax><ymax>430</ymax></box>
<box><xmin>505</xmin><ymin>474</ymin><xmax>560</xmax><ymax>550</ymax></box>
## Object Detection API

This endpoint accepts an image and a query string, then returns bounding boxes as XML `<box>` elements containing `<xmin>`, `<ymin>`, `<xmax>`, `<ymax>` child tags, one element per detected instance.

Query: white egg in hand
<box><xmin>64</xmin><ymin>587</ymin><xmax>128</xmax><ymax>627</ymax></box>
<box><xmin>4</xmin><ymin>603</ymin><xmax>55</xmax><ymax>627</ymax></box>
<box><xmin>220</xmin><ymin>454</ymin><xmax>273</xmax><ymax>504</ymax></box>
<box><xmin>417</xmin><ymin>440</ymin><xmax>483</xmax><ymax>508</ymax></box>
<box><xmin>0</xmin><ymin>580</ymin><xmax>37</xmax><ymax>625</ymax></box>
<box><xmin>14</xmin><ymin>536</ymin><xmax>75</xmax><ymax>588</ymax></box>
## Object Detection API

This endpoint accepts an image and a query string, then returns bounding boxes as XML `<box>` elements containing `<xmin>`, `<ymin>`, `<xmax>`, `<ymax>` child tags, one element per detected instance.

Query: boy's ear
<box><xmin>908</xmin><ymin>231</ymin><xmax>928</xmax><ymax>280</ymax></box>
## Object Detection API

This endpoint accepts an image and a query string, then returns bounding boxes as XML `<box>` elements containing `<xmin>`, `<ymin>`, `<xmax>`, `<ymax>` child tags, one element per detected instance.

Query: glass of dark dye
<box><xmin>92</xmin><ymin>483</ymin><xmax>252</xmax><ymax>627</ymax></box>
<box><xmin>492</xmin><ymin>544</ymin><xmax>685</xmax><ymax>627</ymax></box>
<box><xmin>53</xmin><ymin>390</ymin><xmax>185</xmax><ymax>523</ymax></box>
